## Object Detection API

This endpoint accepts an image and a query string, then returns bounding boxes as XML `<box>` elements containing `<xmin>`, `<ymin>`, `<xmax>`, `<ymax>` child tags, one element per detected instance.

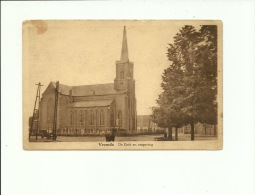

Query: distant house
<box><xmin>181</xmin><ymin>123</ymin><xmax>217</xmax><ymax>135</ymax></box>
<box><xmin>137</xmin><ymin>114</ymin><xmax>217</xmax><ymax>136</ymax></box>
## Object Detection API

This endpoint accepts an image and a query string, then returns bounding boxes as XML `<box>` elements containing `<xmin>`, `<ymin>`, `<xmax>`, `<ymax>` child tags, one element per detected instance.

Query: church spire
<box><xmin>120</xmin><ymin>26</ymin><xmax>129</xmax><ymax>62</ymax></box>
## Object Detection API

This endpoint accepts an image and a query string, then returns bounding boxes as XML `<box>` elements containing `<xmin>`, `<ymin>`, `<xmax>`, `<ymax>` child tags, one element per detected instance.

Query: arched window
<box><xmin>120</xmin><ymin>69</ymin><xmax>124</xmax><ymax>79</ymax></box>
<box><xmin>118</xmin><ymin>111</ymin><xmax>122</xmax><ymax>127</ymax></box>
<box><xmin>70</xmin><ymin>111</ymin><xmax>74</xmax><ymax>125</ymax></box>
<box><xmin>84</xmin><ymin>110</ymin><xmax>86</xmax><ymax>125</ymax></box>
<box><xmin>99</xmin><ymin>110</ymin><xmax>104</xmax><ymax>126</ymax></box>
<box><xmin>79</xmin><ymin>110</ymin><xmax>83</xmax><ymax>126</ymax></box>
<box><xmin>90</xmin><ymin>110</ymin><xmax>94</xmax><ymax>125</ymax></box>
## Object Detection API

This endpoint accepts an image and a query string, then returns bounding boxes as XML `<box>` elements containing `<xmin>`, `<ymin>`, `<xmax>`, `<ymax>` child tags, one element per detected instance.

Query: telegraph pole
<box><xmin>52</xmin><ymin>81</ymin><xmax>59</xmax><ymax>141</ymax></box>
<box><xmin>29</xmin><ymin>82</ymin><xmax>43</xmax><ymax>140</ymax></box>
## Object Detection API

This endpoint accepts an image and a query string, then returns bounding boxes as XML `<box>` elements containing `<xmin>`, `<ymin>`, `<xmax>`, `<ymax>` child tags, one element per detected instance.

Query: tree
<box><xmin>152</xmin><ymin>25</ymin><xmax>217</xmax><ymax>141</ymax></box>
<box><xmin>151</xmin><ymin>105</ymin><xmax>173</xmax><ymax>140</ymax></box>
<box><xmin>151</xmin><ymin>55</ymin><xmax>188</xmax><ymax>141</ymax></box>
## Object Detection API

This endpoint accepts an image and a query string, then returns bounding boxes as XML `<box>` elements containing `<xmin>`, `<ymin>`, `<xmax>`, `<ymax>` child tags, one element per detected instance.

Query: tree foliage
<box><xmin>152</xmin><ymin>25</ymin><xmax>217</xmax><ymax>140</ymax></box>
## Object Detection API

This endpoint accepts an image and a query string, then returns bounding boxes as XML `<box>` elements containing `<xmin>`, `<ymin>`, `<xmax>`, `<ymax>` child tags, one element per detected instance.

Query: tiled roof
<box><xmin>52</xmin><ymin>82</ymin><xmax>116</xmax><ymax>96</ymax></box>
<box><xmin>69</xmin><ymin>99</ymin><xmax>114</xmax><ymax>108</ymax></box>
<box><xmin>72</xmin><ymin>83</ymin><xmax>116</xmax><ymax>96</ymax></box>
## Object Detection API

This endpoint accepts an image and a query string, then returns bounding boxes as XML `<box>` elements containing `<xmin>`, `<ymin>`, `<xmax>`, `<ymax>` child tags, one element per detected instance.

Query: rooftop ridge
<box><xmin>52</xmin><ymin>82</ymin><xmax>114</xmax><ymax>88</ymax></box>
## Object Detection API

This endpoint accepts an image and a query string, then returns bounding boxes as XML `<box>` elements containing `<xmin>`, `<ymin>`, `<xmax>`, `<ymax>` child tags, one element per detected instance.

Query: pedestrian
<box><xmin>105</xmin><ymin>128</ymin><xmax>110</xmax><ymax>142</ymax></box>
<box><xmin>111</xmin><ymin>128</ymin><xmax>116</xmax><ymax>142</ymax></box>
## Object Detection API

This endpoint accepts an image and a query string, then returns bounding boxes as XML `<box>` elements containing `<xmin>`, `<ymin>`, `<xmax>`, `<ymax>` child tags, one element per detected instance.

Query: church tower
<box><xmin>114</xmin><ymin>26</ymin><xmax>134</xmax><ymax>91</ymax></box>
<box><xmin>114</xmin><ymin>26</ymin><xmax>137</xmax><ymax>132</ymax></box>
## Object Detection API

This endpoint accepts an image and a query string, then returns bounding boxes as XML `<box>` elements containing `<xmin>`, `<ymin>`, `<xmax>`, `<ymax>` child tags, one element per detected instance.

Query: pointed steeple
<box><xmin>120</xmin><ymin>26</ymin><xmax>129</xmax><ymax>62</ymax></box>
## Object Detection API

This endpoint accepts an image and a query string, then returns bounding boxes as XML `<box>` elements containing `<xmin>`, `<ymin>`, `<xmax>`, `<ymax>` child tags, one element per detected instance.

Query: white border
<box><xmin>2</xmin><ymin>1</ymin><xmax>255</xmax><ymax>195</ymax></box>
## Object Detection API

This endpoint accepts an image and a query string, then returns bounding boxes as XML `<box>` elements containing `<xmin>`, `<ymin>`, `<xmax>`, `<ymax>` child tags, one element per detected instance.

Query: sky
<box><xmin>23</xmin><ymin>20</ymin><xmax>213</xmax><ymax>117</ymax></box>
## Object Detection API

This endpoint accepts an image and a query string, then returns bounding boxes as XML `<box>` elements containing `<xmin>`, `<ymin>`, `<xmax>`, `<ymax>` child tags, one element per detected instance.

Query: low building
<box><xmin>181</xmin><ymin>123</ymin><xmax>217</xmax><ymax>135</ymax></box>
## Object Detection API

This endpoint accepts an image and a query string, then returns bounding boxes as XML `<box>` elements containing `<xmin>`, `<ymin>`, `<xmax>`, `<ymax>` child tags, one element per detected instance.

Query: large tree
<box><xmin>152</xmin><ymin>25</ymin><xmax>217</xmax><ymax>141</ymax></box>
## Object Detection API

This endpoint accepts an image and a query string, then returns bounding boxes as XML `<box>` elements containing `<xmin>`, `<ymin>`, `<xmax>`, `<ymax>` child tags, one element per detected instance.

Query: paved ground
<box><xmin>176</xmin><ymin>134</ymin><xmax>217</xmax><ymax>141</ymax></box>
<box><xmin>30</xmin><ymin>133</ymin><xmax>217</xmax><ymax>142</ymax></box>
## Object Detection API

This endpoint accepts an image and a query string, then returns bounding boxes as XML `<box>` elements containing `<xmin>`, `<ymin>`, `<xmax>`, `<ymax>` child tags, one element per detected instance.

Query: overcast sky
<box><xmin>23</xmin><ymin>20</ymin><xmax>213</xmax><ymax>116</ymax></box>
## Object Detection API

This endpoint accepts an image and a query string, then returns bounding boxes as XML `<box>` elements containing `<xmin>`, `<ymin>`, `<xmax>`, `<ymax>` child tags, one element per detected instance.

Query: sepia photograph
<box><xmin>3</xmin><ymin>1</ymin><xmax>255</xmax><ymax>195</ymax></box>
<box><xmin>23</xmin><ymin>20</ymin><xmax>222</xmax><ymax>150</ymax></box>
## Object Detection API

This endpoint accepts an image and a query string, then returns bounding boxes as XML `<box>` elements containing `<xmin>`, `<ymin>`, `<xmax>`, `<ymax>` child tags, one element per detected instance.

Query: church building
<box><xmin>39</xmin><ymin>26</ymin><xmax>137</xmax><ymax>135</ymax></box>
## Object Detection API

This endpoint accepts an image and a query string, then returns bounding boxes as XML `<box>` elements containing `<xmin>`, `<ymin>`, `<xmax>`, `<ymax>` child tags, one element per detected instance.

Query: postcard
<box><xmin>23</xmin><ymin>20</ymin><xmax>222</xmax><ymax>150</ymax></box>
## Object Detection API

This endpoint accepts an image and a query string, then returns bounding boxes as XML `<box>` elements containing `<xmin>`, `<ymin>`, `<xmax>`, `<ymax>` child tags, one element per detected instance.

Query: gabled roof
<box><xmin>51</xmin><ymin>82</ymin><xmax>117</xmax><ymax>96</ymax></box>
<box><xmin>52</xmin><ymin>82</ymin><xmax>72</xmax><ymax>95</ymax></box>
<box><xmin>69</xmin><ymin>99</ymin><xmax>114</xmax><ymax>108</ymax></box>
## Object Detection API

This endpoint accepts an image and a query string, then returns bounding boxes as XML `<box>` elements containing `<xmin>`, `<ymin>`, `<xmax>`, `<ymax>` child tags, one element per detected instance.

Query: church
<box><xmin>39</xmin><ymin>26</ymin><xmax>137</xmax><ymax>135</ymax></box>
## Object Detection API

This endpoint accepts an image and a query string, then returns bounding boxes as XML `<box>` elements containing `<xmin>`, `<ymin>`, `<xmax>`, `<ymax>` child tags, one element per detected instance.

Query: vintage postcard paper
<box><xmin>23</xmin><ymin>20</ymin><xmax>222</xmax><ymax>150</ymax></box>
